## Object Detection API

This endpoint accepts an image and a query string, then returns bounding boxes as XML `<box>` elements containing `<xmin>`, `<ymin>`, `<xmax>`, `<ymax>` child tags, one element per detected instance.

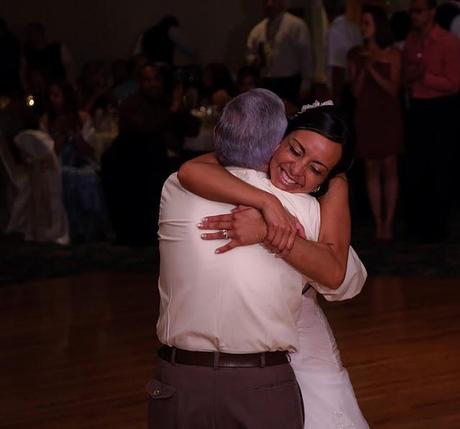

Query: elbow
<box><xmin>323</xmin><ymin>264</ymin><xmax>347</xmax><ymax>290</ymax></box>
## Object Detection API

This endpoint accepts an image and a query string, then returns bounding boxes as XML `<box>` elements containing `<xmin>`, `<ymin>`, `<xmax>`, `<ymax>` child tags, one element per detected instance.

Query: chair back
<box><xmin>12</xmin><ymin>130</ymin><xmax>69</xmax><ymax>244</ymax></box>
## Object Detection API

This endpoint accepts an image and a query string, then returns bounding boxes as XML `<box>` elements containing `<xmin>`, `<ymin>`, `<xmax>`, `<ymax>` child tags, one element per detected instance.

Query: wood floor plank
<box><xmin>0</xmin><ymin>274</ymin><xmax>459</xmax><ymax>428</ymax></box>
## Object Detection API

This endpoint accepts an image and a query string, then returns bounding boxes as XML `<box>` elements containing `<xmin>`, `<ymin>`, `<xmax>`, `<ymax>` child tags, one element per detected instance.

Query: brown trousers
<box><xmin>147</xmin><ymin>359</ymin><xmax>304</xmax><ymax>429</ymax></box>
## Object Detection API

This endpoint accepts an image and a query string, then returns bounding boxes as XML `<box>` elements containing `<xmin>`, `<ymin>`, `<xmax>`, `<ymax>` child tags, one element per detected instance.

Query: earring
<box><xmin>313</xmin><ymin>185</ymin><xmax>321</xmax><ymax>193</ymax></box>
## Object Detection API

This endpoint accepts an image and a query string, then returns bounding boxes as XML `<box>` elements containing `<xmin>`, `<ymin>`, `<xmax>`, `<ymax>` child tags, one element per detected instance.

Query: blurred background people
<box><xmin>22</xmin><ymin>22</ymin><xmax>75</xmax><ymax>86</ymax></box>
<box><xmin>236</xmin><ymin>65</ymin><xmax>261</xmax><ymax>94</ymax></box>
<box><xmin>247</xmin><ymin>0</ymin><xmax>313</xmax><ymax>104</ymax></box>
<box><xmin>77</xmin><ymin>60</ymin><xmax>114</xmax><ymax>115</ymax></box>
<box><xmin>348</xmin><ymin>5</ymin><xmax>404</xmax><ymax>242</ymax></box>
<box><xmin>390</xmin><ymin>10</ymin><xmax>412</xmax><ymax>50</ymax></box>
<box><xmin>403</xmin><ymin>0</ymin><xmax>460</xmax><ymax>242</ymax></box>
<box><xmin>200</xmin><ymin>62</ymin><xmax>235</xmax><ymax>109</ymax></box>
<box><xmin>101</xmin><ymin>63</ymin><xmax>193</xmax><ymax>246</ymax></box>
<box><xmin>324</xmin><ymin>0</ymin><xmax>362</xmax><ymax>106</ymax></box>
<box><xmin>40</xmin><ymin>80</ymin><xmax>108</xmax><ymax>243</ymax></box>
<box><xmin>134</xmin><ymin>15</ymin><xmax>197</xmax><ymax>67</ymax></box>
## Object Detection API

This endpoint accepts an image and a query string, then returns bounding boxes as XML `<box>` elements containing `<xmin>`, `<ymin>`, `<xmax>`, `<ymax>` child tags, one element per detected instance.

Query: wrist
<box><xmin>260</xmin><ymin>192</ymin><xmax>280</xmax><ymax>211</ymax></box>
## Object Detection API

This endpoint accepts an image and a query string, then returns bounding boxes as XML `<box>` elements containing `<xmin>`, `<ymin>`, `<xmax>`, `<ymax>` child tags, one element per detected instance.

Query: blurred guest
<box><xmin>78</xmin><ymin>60</ymin><xmax>115</xmax><ymax>115</ymax></box>
<box><xmin>40</xmin><ymin>80</ymin><xmax>108</xmax><ymax>243</ymax></box>
<box><xmin>134</xmin><ymin>15</ymin><xmax>197</xmax><ymax>67</ymax></box>
<box><xmin>0</xmin><ymin>18</ymin><xmax>21</xmax><ymax>96</ymax></box>
<box><xmin>201</xmin><ymin>62</ymin><xmax>235</xmax><ymax>109</ymax></box>
<box><xmin>436</xmin><ymin>0</ymin><xmax>460</xmax><ymax>37</ymax></box>
<box><xmin>247</xmin><ymin>0</ymin><xmax>313</xmax><ymax>103</ymax></box>
<box><xmin>23</xmin><ymin>22</ymin><xmax>75</xmax><ymax>85</ymax></box>
<box><xmin>111</xmin><ymin>58</ymin><xmax>138</xmax><ymax>104</ymax></box>
<box><xmin>348</xmin><ymin>5</ymin><xmax>403</xmax><ymax>241</ymax></box>
<box><xmin>403</xmin><ymin>0</ymin><xmax>460</xmax><ymax>242</ymax></box>
<box><xmin>101</xmin><ymin>63</ymin><xmax>189</xmax><ymax>246</ymax></box>
<box><xmin>390</xmin><ymin>11</ymin><xmax>412</xmax><ymax>50</ymax></box>
<box><xmin>324</xmin><ymin>0</ymin><xmax>362</xmax><ymax>105</ymax></box>
<box><xmin>236</xmin><ymin>65</ymin><xmax>261</xmax><ymax>94</ymax></box>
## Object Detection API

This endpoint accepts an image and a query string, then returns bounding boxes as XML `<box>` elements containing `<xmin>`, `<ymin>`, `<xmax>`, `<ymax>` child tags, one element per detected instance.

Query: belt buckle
<box><xmin>259</xmin><ymin>352</ymin><xmax>266</xmax><ymax>368</ymax></box>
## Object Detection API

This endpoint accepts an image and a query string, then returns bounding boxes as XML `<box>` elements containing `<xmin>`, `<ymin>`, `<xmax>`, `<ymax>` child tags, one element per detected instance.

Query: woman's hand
<box><xmin>199</xmin><ymin>206</ymin><xmax>267</xmax><ymax>253</ymax></box>
<box><xmin>259</xmin><ymin>195</ymin><xmax>301</xmax><ymax>254</ymax></box>
<box><xmin>198</xmin><ymin>203</ymin><xmax>305</xmax><ymax>255</ymax></box>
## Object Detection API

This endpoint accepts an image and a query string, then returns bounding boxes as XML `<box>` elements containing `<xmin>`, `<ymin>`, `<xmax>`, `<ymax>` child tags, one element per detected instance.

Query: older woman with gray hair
<box><xmin>177</xmin><ymin>88</ymin><xmax>369</xmax><ymax>428</ymax></box>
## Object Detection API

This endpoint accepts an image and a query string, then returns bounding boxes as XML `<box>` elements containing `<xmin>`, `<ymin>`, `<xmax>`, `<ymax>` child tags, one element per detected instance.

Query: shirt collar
<box><xmin>331</xmin><ymin>14</ymin><xmax>346</xmax><ymax>26</ymax></box>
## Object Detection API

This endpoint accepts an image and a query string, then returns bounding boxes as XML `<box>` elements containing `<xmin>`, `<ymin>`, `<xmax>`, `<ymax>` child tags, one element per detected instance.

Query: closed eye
<box><xmin>289</xmin><ymin>144</ymin><xmax>302</xmax><ymax>157</ymax></box>
<box><xmin>310</xmin><ymin>166</ymin><xmax>322</xmax><ymax>176</ymax></box>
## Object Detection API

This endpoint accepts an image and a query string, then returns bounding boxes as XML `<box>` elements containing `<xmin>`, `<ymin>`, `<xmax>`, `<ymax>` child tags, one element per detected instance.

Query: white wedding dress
<box><xmin>290</xmin><ymin>289</ymin><xmax>369</xmax><ymax>429</ymax></box>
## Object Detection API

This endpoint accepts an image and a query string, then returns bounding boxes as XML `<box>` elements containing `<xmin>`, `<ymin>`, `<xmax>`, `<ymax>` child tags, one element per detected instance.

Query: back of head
<box><xmin>214</xmin><ymin>88</ymin><xmax>287</xmax><ymax>170</ymax></box>
<box><xmin>390</xmin><ymin>10</ymin><xmax>411</xmax><ymax>42</ymax></box>
<box><xmin>323</xmin><ymin>0</ymin><xmax>346</xmax><ymax>18</ymax></box>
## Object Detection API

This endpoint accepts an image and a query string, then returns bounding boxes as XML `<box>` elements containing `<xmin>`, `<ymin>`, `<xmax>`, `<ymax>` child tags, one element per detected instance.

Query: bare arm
<box><xmin>268</xmin><ymin>174</ymin><xmax>350</xmax><ymax>288</ymax></box>
<box><xmin>366</xmin><ymin>49</ymin><xmax>401</xmax><ymax>97</ymax></box>
<box><xmin>194</xmin><ymin>166</ymin><xmax>350</xmax><ymax>289</ymax></box>
<box><xmin>178</xmin><ymin>153</ymin><xmax>299</xmax><ymax>249</ymax></box>
<box><xmin>347</xmin><ymin>52</ymin><xmax>366</xmax><ymax>98</ymax></box>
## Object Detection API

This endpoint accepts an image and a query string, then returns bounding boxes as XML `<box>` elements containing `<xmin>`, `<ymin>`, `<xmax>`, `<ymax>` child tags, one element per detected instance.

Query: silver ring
<box><xmin>220</xmin><ymin>229</ymin><xmax>228</xmax><ymax>240</ymax></box>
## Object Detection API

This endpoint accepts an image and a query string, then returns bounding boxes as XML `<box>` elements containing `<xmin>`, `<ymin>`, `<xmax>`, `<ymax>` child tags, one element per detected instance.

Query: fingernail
<box><xmin>201</xmin><ymin>233</ymin><xmax>207</xmax><ymax>238</ymax></box>
<box><xmin>215</xmin><ymin>249</ymin><xmax>221</xmax><ymax>254</ymax></box>
<box><xmin>201</xmin><ymin>217</ymin><xmax>208</xmax><ymax>222</ymax></box>
<box><xmin>197</xmin><ymin>223</ymin><xmax>203</xmax><ymax>228</ymax></box>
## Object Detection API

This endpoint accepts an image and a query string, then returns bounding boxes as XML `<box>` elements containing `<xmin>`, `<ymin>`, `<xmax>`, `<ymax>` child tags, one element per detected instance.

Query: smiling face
<box><xmin>361</xmin><ymin>12</ymin><xmax>376</xmax><ymax>40</ymax></box>
<box><xmin>269</xmin><ymin>130</ymin><xmax>342</xmax><ymax>193</ymax></box>
<box><xmin>409</xmin><ymin>0</ymin><xmax>435</xmax><ymax>31</ymax></box>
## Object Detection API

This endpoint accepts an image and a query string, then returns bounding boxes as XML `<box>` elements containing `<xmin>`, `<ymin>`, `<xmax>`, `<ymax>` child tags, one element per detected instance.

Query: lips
<box><xmin>279</xmin><ymin>167</ymin><xmax>302</xmax><ymax>188</ymax></box>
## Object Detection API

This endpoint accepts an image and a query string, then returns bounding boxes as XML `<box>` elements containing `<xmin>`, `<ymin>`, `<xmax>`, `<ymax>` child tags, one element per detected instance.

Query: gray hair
<box><xmin>214</xmin><ymin>88</ymin><xmax>287</xmax><ymax>170</ymax></box>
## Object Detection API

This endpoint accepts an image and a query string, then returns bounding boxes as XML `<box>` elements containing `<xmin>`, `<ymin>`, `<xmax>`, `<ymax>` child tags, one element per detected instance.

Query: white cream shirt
<box><xmin>157</xmin><ymin>168</ymin><xmax>366</xmax><ymax>353</ymax></box>
<box><xmin>247</xmin><ymin>12</ymin><xmax>313</xmax><ymax>89</ymax></box>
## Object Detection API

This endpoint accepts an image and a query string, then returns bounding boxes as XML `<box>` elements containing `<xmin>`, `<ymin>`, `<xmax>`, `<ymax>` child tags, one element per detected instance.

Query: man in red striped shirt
<box><xmin>403</xmin><ymin>0</ymin><xmax>460</xmax><ymax>242</ymax></box>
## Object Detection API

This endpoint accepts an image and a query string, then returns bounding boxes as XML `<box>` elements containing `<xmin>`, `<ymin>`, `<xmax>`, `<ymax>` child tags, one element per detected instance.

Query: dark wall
<box><xmin>0</xmin><ymin>0</ymin><xmax>263</xmax><ymax>71</ymax></box>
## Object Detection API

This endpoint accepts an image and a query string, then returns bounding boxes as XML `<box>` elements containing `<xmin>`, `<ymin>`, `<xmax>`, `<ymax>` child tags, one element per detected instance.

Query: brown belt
<box><xmin>158</xmin><ymin>345</ymin><xmax>289</xmax><ymax>368</ymax></box>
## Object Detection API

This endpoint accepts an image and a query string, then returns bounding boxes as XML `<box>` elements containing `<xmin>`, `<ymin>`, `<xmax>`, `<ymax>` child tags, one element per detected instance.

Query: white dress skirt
<box><xmin>290</xmin><ymin>289</ymin><xmax>370</xmax><ymax>429</ymax></box>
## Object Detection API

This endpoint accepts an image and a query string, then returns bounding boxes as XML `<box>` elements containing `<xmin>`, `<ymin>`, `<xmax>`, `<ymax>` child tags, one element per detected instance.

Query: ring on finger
<box><xmin>220</xmin><ymin>229</ymin><xmax>229</xmax><ymax>240</ymax></box>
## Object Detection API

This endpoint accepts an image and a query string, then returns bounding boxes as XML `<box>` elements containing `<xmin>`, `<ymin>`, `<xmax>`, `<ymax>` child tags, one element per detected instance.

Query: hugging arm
<box><xmin>178</xmin><ymin>153</ymin><xmax>299</xmax><ymax>250</ymax></box>
<box><xmin>284</xmin><ymin>174</ymin><xmax>351</xmax><ymax>288</ymax></box>
<box><xmin>178</xmin><ymin>155</ymin><xmax>353</xmax><ymax>290</ymax></box>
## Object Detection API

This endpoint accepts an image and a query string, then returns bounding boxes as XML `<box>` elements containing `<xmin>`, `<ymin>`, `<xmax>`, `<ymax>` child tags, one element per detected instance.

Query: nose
<box><xmin>291</xmin><ymin>160</ymin><xmax>307</xmax><ymax>176</ymax></box>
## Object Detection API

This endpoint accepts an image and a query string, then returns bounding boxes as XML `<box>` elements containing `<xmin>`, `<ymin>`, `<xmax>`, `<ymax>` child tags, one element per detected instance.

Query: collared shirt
<box><xmin>157</xmin><ymin>168</ymin><xmax>367</xmax><ymax>354</ymax></box>
<box><xmin>247</xmin><ymin>12</ymin><xmax>313</xmax><ymax>89</ymax></box>
<box><xmin>326</xmin><ymin>15</ymin><xmax>362</xmax><ymax>70</ymax></box>
<box><xmin>403</xmin><ymin>24</ymin><xmax>460</xmax><ymax>99</ymax></box>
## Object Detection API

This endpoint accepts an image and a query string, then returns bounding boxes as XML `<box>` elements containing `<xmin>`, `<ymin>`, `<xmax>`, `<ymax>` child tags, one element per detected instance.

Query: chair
<box><xmin>0</xmin><ymin>132</ymin><xmax>29</xmax><ymax>235</ymax></box>
<box><xmin>11</xmin><ymin>130</ymin><xmax>69</xmax><ymax>245</ymax></box>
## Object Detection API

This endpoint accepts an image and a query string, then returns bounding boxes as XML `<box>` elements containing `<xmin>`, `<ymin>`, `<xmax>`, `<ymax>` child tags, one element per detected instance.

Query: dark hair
<box><xmin>237</xmin><ymin>65</ymin><xmax>261</xmax><ymax>86</ymax></box>
<box><xmin>285</xmin><ymin>105</ymin><xmax>353</xmax><ymax>196</ymax></box>
<box><xmin>138</xmin><ymin>62</ymin><xmax>175</xmax><ymax>98</ymax></box>
<box><xmin>47</xmin><ymin>80</ymin><xmax>80</xmax><ymax>129</ymax></box>
<box><xmin>426</xmin><ymin>0</ymin><xmax>437</xmax><ymax>9</ymax></box>
<box><xmin>362</xmin><ymin>5</ymin><xmax>394</xmax><ymax>49</ymax></box>
<box><xmin>390</xmin><ymin>10</ymin><xmax>411</xmax><ymax>42</ymax></box>
<box><xmin>202</xmin><ymin>63</ymin><xmax>236</xmax><ymax>97</ymax></box>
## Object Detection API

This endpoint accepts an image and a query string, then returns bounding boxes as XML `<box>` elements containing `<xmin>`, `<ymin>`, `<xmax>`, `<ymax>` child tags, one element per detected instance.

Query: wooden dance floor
<box><xmin>1</xmin><ymin>273</ymin><xmax>459</xmax><ymax>428</ymax></box>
